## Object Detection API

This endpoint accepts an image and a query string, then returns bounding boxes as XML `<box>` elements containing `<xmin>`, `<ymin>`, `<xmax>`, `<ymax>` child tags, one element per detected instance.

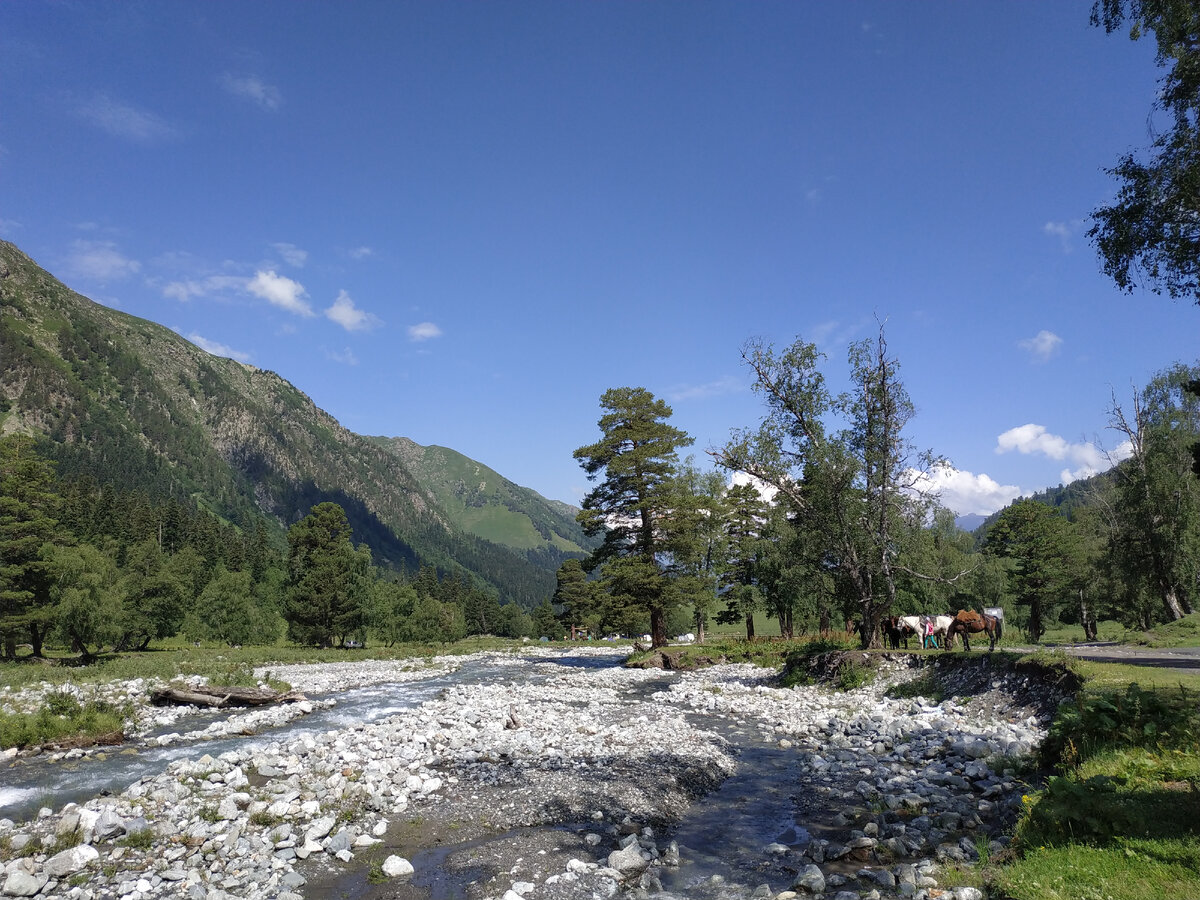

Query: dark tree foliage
<box><xmin>1090</xmin><ymin>1</ymin><xmax>1200</xmax><ymax>301</ymax></box>
<box><xmin>284</xmin><ymin>503</ymin><xmax>370</xmax><ymax>647</ymax></box>
<box><xmin>0</xmin><ymin>434</ymin><xmax>63</xmax><ymax>656</ymax></box>
<box><xmin>574</xmin><ymin>387</ymin><xmax>694</xmax><ymax>647</ymax></box>
<box><xmin>985</xmin><ymin>500</ymin><xmax>1079</xmax><ymax>642</ymax></box>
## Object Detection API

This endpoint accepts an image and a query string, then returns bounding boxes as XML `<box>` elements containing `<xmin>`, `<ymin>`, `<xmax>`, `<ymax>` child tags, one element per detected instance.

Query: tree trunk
<box><xmin>29</xmin><ymin>623</ymin><xmax>43</xmax><ymax>658</ymax></box>
<box><xmin>1162</xmin><ymin>582</ymin><xmax>1187</xmax><ymax>621</ymax></box>
<box><xmin>1079</xmin><ymin>589</ymin><xmax>1098</xmax><ymax>641</ymax></box>
<box><xmin>745</xmin><ymin>610</ymin><xmax>755</xmax><ymax>640</ymax></box>
<box><xmin>650</xmin><ymin>607</ymin><xmax>667</xmax><ymax>648</ymax></box>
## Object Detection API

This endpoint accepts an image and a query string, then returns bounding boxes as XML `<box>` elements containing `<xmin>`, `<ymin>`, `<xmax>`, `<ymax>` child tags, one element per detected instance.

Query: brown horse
<box><xmin>946</xmin><ymin>609</ymin><xmax>1003</xmax><ymax>652</ymax></box>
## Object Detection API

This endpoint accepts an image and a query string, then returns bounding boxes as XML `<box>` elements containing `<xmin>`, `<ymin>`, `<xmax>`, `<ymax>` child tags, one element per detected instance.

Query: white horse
<box><xmin>899</xmin><ymin>615</ymin><xmax>954</xmax><ymax>649</ymax></box>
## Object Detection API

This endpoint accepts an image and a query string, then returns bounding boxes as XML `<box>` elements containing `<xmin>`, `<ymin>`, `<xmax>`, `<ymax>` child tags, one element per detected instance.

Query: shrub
<box><xmin>1041</xmin><ymin>683</ymin><xmax>1198</xmax><ymax>769</ymax></box>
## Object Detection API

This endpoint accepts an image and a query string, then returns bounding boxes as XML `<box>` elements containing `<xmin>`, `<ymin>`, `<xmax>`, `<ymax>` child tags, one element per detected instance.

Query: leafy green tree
<box><xmin>660</xmin><ymin>462</ymin><xmax>728</xmax><ymax>642</ymax></box>
<box><xmin>1107</xmin><ymin>364</ymin><xmax>1200</xmax><ymax>621</ymax></box>
<box><xmin>401</xmin><ymin>594</ymin><xmax>466</xmax><ymax>643</ymax></box>
<box><xmin>284</xmin><ymin>503</ymin><xmax>370</xmax><ymax>647</ymax></box>
<box><xmin>185</xmin><ymin>565</ymin><xmax>261</xmax><ymax>646</ymax></box>
<box><xmin>117</xmin><ymin>538</ymin><xmax>188</xmax><ymax>651</ymax></box>
<box><xmin>895</xmin><ymin>508</ymin><xmax>978</xmax><ymax>614</ymax></box>
<box><xmin>553</xmin><ymin>558</ymin><xmax>603</xmax><ymax>638</ymax></box>
<box><xmin>715</xmin><ymin>328</ymin><xmax>940</xmax><ymax>648</ymax></box>
<box><xmin>532</xmin><ymin>599</ymin><xmax>561</xmax><ymax>640</ymax></box>
<box><xmin>0</xmin><ymin>435</ymin><xmax>63</xmax><ymax>657</ymax></box>
<box><xmin>460</xmin><ymin>586</ymin><xmax>504</xmax><ymax>636</ymax></box>
<box><xmin>47</xmin><ymin>543</ymin><xmax>123</xmax><ymax>661</ymax></box>
<box><xmin>494</xmin><ymin>602</ymin><xmax>533</xmax><ymax>639</ymax></box>
<box><xmin>1090</xmin><ymin>1</ymin><xmax>1200</xmax><ymax>301</ymax></box>
<box><xmin>574</xmin><ymin>387</ymin><xmax>694</xmax><ymax>647</ymax></box>
<box><xmin>369</xmin><ymin>578</ymin><xmax>418</xmax><ymax>647</ymax></box>
<box><xmin>755</xmin><ymin>502</ymin><xmax>825</xmax><ymax>638</ymax></box>
<box><xmin>716</xmin><ymin>481</ymin><xmax>769</xmax><ymax>639</ymax></box>
<box><xmin>985</xmin><ymin>500</ymin><xmax>1078</xmax><ymax>642</ymax></box>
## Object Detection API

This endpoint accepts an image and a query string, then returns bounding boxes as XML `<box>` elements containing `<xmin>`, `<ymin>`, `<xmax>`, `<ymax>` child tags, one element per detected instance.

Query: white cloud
<box><xmin>729</xmin><ymin>471</ymin><xmax>779</xmax><ymax>503</ymax></box>
<box><xmin>0</xmin><ymin>218</ymin><xmax>22</xmax><ymax>236</ymax></box>
<box><xmin>909</xmin><ymin>463</ymin><xmax>1023</xmax><ymax>516</ymax></box>
<box><xmin>66</xmin><ymin>240</ymin><xmax>141</xmax><ymax>282</ymax></box>
<box><xmin>184</xmin><ymin>332</ymin><xmax>251</xmax><ymax>363</ymax></box>
<box><xmin>666</xmin><ymin>375</ymin><xmax>744</xmax><ymax>402</ymax></box>
<box><xmin>348</xmin><ymin>246</ymin><xmax>373</xmax><ymax>260</ymax></box>
<box><xmin>324</xmin><ymin>290</ymin><xmax>382</xmax><ymax>332</ymax></box>
<box><xmin>220</xmin><ymin>74</ymin><xmax>282</xmax><ymax>111</ymax></box>
<box><xmin>76</xmin><ymin>94</ymin><xmax>176</xmax><ymax>142</ymax></box>
<box><xmin>271</xmin><ymin>242</ymin><xmax>307</xmax><ymax>268</ymax></box>
<box><xmin>407</xmin><ymin>321</ymin><xmax>442</xmax><ymax>342</ymax></box>
<box><xmin>1043</xmin><ymin>218</ymin><xmax>1085</xmax><ymax>252</ymax></box>
<box><xmin>1018</xmin><ymin>329</ymin><xmax>1062</xmax><ymax>361</ymax></box>
<box><xmin>161</xmin><ymin>274</ymin><xmax>245</xmax><ymax>302</ymax></box>
<box><xmin>325</xmin><ymin>347</ymin><xmax>359</xmax><ymax>366</ymax></box>
<box><xmin>995</xmin><ymin>424</ymin><xmax>1131</xmax><ymax>484</ymax></box>
<box><xmin>246</xmin><ymin>269</ymin><xmax>313</xmax><ymax>317</ymax></box>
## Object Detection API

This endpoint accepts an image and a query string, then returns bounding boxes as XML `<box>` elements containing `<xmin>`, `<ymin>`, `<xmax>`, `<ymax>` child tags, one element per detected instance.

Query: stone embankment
<box><xmin>0</xmin><ymin>648</ymin><xmax>1071</xmax><ymax>900</ymax></box>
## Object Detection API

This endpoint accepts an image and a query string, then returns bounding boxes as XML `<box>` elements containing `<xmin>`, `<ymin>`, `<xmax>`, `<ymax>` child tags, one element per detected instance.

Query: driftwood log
<box><xmin>150</xmin><ymin>685</ymin><xmax>309</xmax><ymax>709</ymax></box>
<box><xmin>40</xmin><ymin>730</ymin><xmax>125</xmax><ymax>753</ymax></box>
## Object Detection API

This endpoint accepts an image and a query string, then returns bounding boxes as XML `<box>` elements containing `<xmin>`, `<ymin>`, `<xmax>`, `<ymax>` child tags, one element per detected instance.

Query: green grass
<box><xmin>1131</xmin><ymin>611</ymin><xmax>1200</xmax><ymax>648</ymax></box>
<box><xmin>1039</xmin><ymin>619</ymin><xmax>1131</xmax><ymax>645</ymax></box>
<box><xmin>980</xmin><ymin>657</ymin><xmax>1200</xmax><ymax>900</ymax></box>
<box><xmin>0</xmin><ymin>635</ymin><xmax>535</xmax><ymax>693</ymax></box>
<box><xmin>0</xmin><ymin>692</ymin><xmax>126</xmax><ymax>750</ymax></box>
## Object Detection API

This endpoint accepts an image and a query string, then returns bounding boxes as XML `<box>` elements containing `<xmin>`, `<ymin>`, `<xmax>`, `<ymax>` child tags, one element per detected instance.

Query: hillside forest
<box><xmin>3</xmin><ymin>314</ymin><xmax>1198</xmax><ymax>659</ymax></box>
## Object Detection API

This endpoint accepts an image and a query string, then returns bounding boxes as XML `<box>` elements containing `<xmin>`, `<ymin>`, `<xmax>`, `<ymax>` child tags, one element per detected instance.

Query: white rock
<box><xmin>381</xmin><ymin>856</ymin><xmax>413</xmax><ymax>877</ymax></box>
<box><xmin>43</xmin><ymin>844</ymin><xmax>99</xmax><ymax>877</ymax></box>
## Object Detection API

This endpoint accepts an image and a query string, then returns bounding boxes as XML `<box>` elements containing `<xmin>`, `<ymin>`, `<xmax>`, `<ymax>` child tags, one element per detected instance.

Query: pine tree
<box><xmin>0</xmin><ymin>435</ymin><xmax>64</xmax><ymax>657</ymax></box>
<box><xmin>574</xmin><ymin>387</ymin><xmax>694</xmax><ymax>647</ymax></box>
<box><xmin>284</xmin><ymin>503</ymin><xmax>369</xmax><ymax>647</ymax></box>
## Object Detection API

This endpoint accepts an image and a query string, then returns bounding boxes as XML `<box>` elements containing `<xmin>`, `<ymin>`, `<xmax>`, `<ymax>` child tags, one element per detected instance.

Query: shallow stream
<box><xmin>0</xmin><ymin>653</ymin><xmax>836</xmax><ymax>898</ymax></box>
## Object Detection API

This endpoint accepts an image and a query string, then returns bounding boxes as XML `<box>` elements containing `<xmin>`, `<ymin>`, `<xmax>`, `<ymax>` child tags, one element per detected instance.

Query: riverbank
<box><xmin>0</xmin><ymin>646</ymin><xmax>1073</xmax><ymax>900</ymax></box>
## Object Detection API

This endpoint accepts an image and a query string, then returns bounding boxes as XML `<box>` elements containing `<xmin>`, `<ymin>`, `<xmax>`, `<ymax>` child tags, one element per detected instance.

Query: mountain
<box><xmin>0</xmin><ymin>241</ymin><xmax>584</xmax><ymax>607</ymax></box>
<box><xmin>954</xmin><ymin>513</ymin><xmax>986</xmax><ymax>533</ymax></box>
<box><xmin>371</xmin><ymin>437</ymin><xmax>595</xmax><ymax>570</ymax></box>
<box><xmin>969</xmin><ymin>469</ymin><xmax>1118</xmax><ymax>540</ymax></box>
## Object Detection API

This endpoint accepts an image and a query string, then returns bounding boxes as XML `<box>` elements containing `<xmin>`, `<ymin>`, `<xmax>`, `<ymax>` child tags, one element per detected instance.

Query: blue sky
<box><xmin>2</xmin><ymin>2</ymin><xmax>1196</xmax><ymax>516</ymax></box>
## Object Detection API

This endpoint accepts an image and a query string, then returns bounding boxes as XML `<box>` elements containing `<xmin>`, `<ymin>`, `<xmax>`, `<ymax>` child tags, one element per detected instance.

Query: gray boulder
<box><xmin>792</xmin><ymin>864</ymin><xmax>825</xmax><ymax>894</ymax></box>
<box><xmin>2</xmin><ymin>871</ymin><xmax>48</xmax><ymax>897</ymax></box>
<box><xmin>43</xmin><ymin>844</ymin><xmax>100</xmax><ymax>877</ymax></box>
<box><xmin>93</xmin><ymin>809</ymin><xmax>126</xmax><ymax>841</ymax></box>
<box><xmin>607</xmin><ymin>843</ymin><xmax>649</xmax><ymax>878</ymax></box>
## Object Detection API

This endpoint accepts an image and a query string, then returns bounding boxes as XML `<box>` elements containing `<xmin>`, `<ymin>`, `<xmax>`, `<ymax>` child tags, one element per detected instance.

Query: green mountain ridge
<box><xmin>370</xmin><ymin>436</ymin><xmax>593</xmax><ymax>560</ymax></box>
<box><xmin>0</xmin><ymin>240</ymin><xmax>586</xmax><ymax>607</ymax></box>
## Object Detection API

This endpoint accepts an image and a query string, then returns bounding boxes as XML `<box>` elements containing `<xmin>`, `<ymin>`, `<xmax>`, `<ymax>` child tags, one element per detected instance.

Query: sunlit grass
<box><xmin>990</xmin><ymin>841</ymin><xmax>1200</xmax><ymax>900</ymax></box>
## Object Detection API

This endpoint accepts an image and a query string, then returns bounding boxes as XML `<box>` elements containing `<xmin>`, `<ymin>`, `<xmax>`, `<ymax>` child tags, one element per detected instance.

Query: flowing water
<box><xmin>0</xmin><ymin>653</ymin><xmax>832</xmax><ymax>897</ymax></box>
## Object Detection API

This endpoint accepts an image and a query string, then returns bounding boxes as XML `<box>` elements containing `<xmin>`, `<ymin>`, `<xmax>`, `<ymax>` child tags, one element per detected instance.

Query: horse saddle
<box><xmin>956</xmin><ymin>609</ymin><xmax>985</xmax><ymax>628</ymax></box>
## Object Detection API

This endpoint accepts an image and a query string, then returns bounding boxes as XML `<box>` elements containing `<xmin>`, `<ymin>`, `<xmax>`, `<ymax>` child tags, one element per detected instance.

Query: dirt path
<box><xmin>1012</xmin><ymin>642</ymin><xmax>1200</xmax><ymax>674</ymax></box>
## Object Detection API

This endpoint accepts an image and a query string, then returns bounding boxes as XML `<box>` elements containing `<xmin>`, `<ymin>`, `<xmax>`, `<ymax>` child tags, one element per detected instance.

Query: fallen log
<box><xmin>40</xmin><ymin>730</ymin><xmax>125</xmax><ymax>753</ymax></box>
<box><xmin>150</xmin><ymin>685</ymin><xmax>308</xmax><ymax>709</ymax></box>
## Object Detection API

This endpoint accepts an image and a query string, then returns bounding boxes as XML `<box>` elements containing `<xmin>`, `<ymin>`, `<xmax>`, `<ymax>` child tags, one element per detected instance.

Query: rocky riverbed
<box><xmin>0</xmin><ymin>647</ymin><xmax>1075</xmax><ymax>900</ymax></box>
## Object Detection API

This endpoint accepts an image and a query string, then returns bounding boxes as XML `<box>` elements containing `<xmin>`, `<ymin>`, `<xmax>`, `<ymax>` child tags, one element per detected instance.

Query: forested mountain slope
<box><xmin>371</xmin><ymin>436</ymin><xmax>597</xmax><ymax>571</ymax></box>
<box><xmin>0</xmin><ymin>241</ymin><xmax>576</xmax><ymax>607</ymax></box>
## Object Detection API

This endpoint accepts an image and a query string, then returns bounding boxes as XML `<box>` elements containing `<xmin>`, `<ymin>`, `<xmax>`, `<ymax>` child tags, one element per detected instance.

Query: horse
<box><xmin>883</xmin><ymin>616</ymin><xmax>918</xmax><ymax>649</ymax></box>
<box><xmin>945</xmin><ymin>609</ymin><xmax>1002</xmax><ymax>652</ymax></box>
<box><xmin>894</xmin><ymin>615</ymin><xmax>955</xmax><ymax>649</ymax></box>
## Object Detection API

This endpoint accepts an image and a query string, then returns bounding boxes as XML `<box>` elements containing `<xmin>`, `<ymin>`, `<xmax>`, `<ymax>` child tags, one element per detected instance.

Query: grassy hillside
<box><xmin>372</xmin><ymin>437</ymin><xmax>595</xmax><ymax>567</ymax></box>
<box><xmin>0</xmin><ymin>241</ymin><xmax>569</xmax><ymax>607</ymax></box>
